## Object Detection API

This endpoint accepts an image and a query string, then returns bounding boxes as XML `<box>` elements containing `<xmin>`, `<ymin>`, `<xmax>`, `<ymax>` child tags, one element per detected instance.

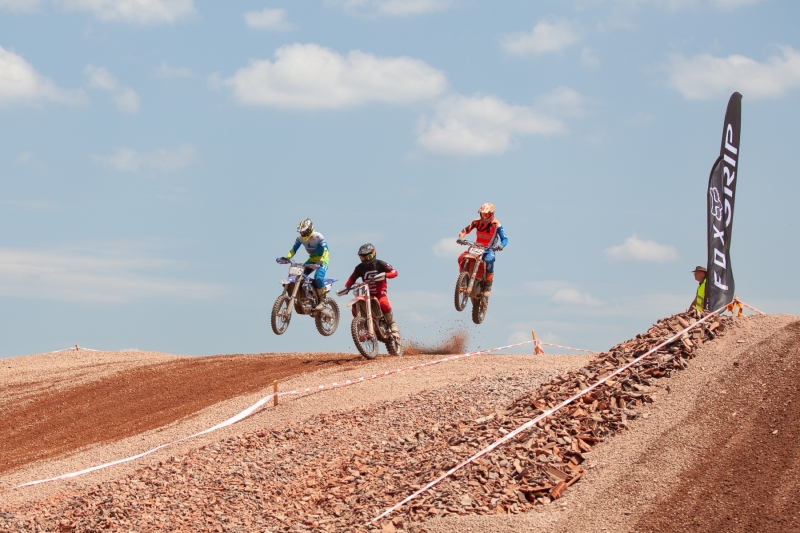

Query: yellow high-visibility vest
<box><xmin>695</xmin><ymin>279</ymin><xmax>706</xmax><ymax>312</ymax></box>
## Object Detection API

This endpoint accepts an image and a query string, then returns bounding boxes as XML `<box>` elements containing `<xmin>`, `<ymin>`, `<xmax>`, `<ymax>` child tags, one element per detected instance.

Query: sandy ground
<box><xmin>422</xmin><ymin>313</ymin><xmax>799</xmax><ymax>533</ymax></box>
<box><xmin>1</xmin><ymin>313</ymin><xmax>797</xmax><ymax>532</ymax></box>
<box><xmin>1</xmin><ymin>346</ymin><xmax>589</xmax><ymax>510</ymax></box>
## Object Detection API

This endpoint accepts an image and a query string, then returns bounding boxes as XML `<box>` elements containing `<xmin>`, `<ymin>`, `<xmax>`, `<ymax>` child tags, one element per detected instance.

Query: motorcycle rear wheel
<box><xmin>385</xmin><ymin>333</ymin><xmax>403</xmax><ymax>357</ymax></box>
<box><xmin>454</xmin><ymin>271</ymin><xmax>470</xmax><ymax>312</ymax></box>
<box><xmin>271</xmin><ymin>295</ymin><xmax>292</xmax><ymax>335</ymax></box>
<box><xmin>315</xmin><ymin>298</ymin><xmax>340</xmax><ymax>336</ymax></box>
<box><xmin>351</xmin><ymin>317</ymin><xmax>378</xmax><ymax>359</ymax></box>
<box><xmin>472</xmin><ymin>296</ymin><xmax>488</xmax><ymax>324</ymax></box>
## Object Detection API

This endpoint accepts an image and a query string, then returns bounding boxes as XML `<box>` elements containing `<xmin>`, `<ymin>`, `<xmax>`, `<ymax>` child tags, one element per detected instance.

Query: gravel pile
<box><xmin>0</xmin><ymin>310</ymin><xmax>738</xmax><ymax>532</ymax></box>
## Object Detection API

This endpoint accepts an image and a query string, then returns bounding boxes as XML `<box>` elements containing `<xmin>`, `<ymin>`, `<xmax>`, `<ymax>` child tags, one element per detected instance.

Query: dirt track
<box><xmin>0</xmin><ymin>352</ymin><xmax>364</xmax><ymax>474</ymax></box>
<box><xmin>635</xmin><ymin>320</ymin><xmax>800</xmax><ymax>533</ymax></box>
<box><xmin>1</xmin><ymin>314</ymin><xmax>798</xmax><ymax>532</ymax></box>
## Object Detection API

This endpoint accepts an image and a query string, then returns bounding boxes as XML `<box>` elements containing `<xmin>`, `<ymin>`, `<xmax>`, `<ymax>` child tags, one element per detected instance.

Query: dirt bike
<box><xmin>337</xmin><ymin>274</ymin><xmax>402</xmax><ymax>359</ymax></box>
<box><xmin>454</xmin><ymin>239</ymin><xmax>501</xmax><ymax>324</ymax></box>
<box><xmin>271</xmin><ymin>258</ymin><xmax>340</xmax><ymax>336</ymax></box>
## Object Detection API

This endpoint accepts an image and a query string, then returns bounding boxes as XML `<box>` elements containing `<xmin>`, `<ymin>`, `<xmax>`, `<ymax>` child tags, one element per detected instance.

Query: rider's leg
<box><xmin>377</xmin><ymin>294</ymin><xmax>399</xmax><ymax>336</ymax></box>
<box><xmin>483</xmin><ymin>250</ymin><xmax>495</xmax><ymax>297</ymax></box>
<box><xmin>312</xmin><ymin>263</ymin><xmax>328</xmax><ymax>310</ymax></box>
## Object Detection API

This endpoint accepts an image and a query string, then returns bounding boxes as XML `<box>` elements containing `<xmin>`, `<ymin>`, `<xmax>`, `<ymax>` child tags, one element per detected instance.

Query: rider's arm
<box><xmin>459</xmin><ymin>219</ymin><xmax>476</xmax><ymax>239</ymax></box>
<box><xmin>496</xmin><ymin>225</ymin><xmax>508</xmax><ymax>248</ymax></box>
<box><xmin>286</xmin><ymin>238</ymin><xmax>301</xmax><ymax>259</ymax></box>
<box><xmin>345</xmin><ymin>265</ymin><xmax>361</xmax><ymax>289</ymax></box>
<box><xmin>385</xmin><ymin>266</ymin><xmax>398</xmax><ymax>279</ymax></box>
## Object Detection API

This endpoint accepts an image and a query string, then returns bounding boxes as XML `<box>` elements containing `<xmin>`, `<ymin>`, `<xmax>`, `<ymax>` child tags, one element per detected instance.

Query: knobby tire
<box><xmin>454</xmin><ymin>271</ymin><xmax>470</xmax><ymax>312</ymax></box>
<box><xmin>315</xmin><ymin>298</ymin><xmax>340</xmax><ymax>337</ymax></box>
<box><xmin>351</xmin><ymin>317</ymin><xmax>378</xmax><ymax>359</ymax></box>
<box><xmin>271</xmin><ymin>295</ymin><xmax>292</xmax><ymax>335</ymax></box>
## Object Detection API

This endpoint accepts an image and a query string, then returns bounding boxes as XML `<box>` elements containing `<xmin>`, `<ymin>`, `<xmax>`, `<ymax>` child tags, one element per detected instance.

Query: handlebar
<box><xmin>456</xmin><ymin>240</ymin><xmax>502</xmax><ymax>252</ymax></box>
<box><xmin>275</xmin><ymin>257</ymin><xmax>321</xmax><ymax>270</ymax></box>
<box><xmin>336</xmin><ymin>278</ymin><xmax>372</xmax><ymax>297</ymax></box>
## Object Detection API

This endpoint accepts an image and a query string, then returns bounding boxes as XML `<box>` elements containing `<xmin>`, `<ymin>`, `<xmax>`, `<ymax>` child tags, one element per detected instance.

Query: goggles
<box><xmin>359</xmin><ymin>253</ymin><xmax>375</xmax><ymax>262</ymax></box>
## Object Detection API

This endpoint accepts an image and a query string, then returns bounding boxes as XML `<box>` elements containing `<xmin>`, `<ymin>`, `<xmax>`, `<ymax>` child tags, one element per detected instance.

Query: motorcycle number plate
<box><xmin>468</xmin><ymin>246</ymin><xmax>483</xmax><ymax>257</ymax></box>
<box><xmin>288</xmin><ymin>265</ymin><xmax>304</xmax><ymax>277</ymax></box>
<box><xmin>353</xmin><ymin>285</ymin><xmax>368</xmax><ymax>297</ymax></box>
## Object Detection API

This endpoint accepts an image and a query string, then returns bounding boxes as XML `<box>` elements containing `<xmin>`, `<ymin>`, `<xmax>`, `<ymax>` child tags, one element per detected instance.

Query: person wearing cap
<box><xmin>689</xmin><ymin>266</ymin><xmax>707</xmax><ymax>313</ymax></box>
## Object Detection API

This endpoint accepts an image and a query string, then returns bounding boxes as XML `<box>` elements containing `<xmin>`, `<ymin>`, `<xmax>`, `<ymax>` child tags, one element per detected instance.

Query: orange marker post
<box><xmin>532</xmin><ymin>331</ymin><xmax>545</xmax><ymax>355</ymax></box>
<box><xmin>273</xmin><ymin>380</ymin><xmax>278</xmax><ymax>406</ymax></box>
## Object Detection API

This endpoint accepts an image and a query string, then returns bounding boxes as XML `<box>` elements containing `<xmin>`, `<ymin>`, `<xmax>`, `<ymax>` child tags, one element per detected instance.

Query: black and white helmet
<box><xmin>297</xmin><ymin>218</ymin><xmax>314</xmax><ymax>238</ymax></box>
<box><xmin>358</xmin><ymin>243</ymin><xmax>376</xmax><ymax>262</ymax></box>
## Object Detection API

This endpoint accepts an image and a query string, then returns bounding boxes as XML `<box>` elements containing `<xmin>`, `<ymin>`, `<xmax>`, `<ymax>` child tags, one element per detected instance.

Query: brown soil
<box><xmin>406</xmin><ymin>330</ymin><xmax>470</xmax><ymax>355</ymax></box>
<box><xmin>0</xmin><ymin>352</ymin><xmax>364</xmax><ymax>475</ymax></box>
<box><xmin>635</xmin><ymin>320</ymin><xmax>800</xmax><ymax>533</ymax></box>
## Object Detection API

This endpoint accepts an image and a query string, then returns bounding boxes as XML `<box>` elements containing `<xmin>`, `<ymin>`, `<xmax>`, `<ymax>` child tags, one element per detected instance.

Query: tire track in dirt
<box><xmin>0</xmin><ymin>352</ymin><xmax>363</xmax><ymax>475</ymax></box>
<box><xmin>635</xmin><ymin>320</ymin><xmax>800</xmax><ymax>533</ymax></box>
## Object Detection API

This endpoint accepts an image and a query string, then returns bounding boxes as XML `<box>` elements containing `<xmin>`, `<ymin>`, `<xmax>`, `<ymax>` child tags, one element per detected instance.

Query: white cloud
<box><xmin>525</xmin><ymin>280</ymin><xmax>601</xmax><ymax>306</ymax></box>
<box><xmin>604</xmin><ymin>234</ymin><xmax>678</xmax><ymax>262</ymax></box>
<box><xmin>580</xmin><ymin>46</ymin><xmax>601</xmax><ymax>68</ymax></box>
<box><xmin>57</xmin><ymin>0</ymin><xmax>195</xmax><ymax>25</ymax></box>
<box><xmin>709</xmin><ymin>0</ymin><xmax>765</xmax><ymax>9</ymax></box>
<box><xmin>0</xmin><ymin>244</ymin><xmax>227</xmax><ymax>303</ymax></box>
<box><xmin>551</xmin><ymin>287</ymin><xmax>601</xmax><ymax>306</ymax></box>
<box><xmin>0</xmin><ymin>45</ymin><xmax>85</xmax><ymax>106</ymax></box>
<box><xmin>666</xmin><ymin>46</ymin><xmax>800</xmax><ymax>100</ymax></box>
<box><xmin>416</xmin><ymin>94</ymin><xmax>566</xmax><ymax>156</ymax></box>
<box><xmin>244</xmin><ymin>7</ymin><xmax>294</xmax><ymax>31</ymax></box>
<box><xmin>326</xmin><ymin>0</ymin><xmax>452</xmax><ymax>16</ymax></box>
<box><xmin>501</xmin><ymin>18</ymin><xmax>582</xmax><ymax>56</ymax></box>
<box><xmin>224</xmin><ymin>43</ymin><xmax>446</xmax><ymax>109</ymax></box>
<box><xmin>537</xmin><ymin>86</ymin><xmax>589</xmax><ymax>117</ymax></box>
<box><xmin>431</xmin><ymin>237</ymin><xmax>463</xmax><ymax>258</ymax></box>
<box><xmin>84</xmin><ymin>65</ymin><xmax>141</xmax><ymax>112</ymax></box>
<box><xmin>0</xmin><ymin>0</ymin><xmax>44</xmax><ymax>11</ymax></box>
<box><xmin>91</xmin><ymin>144</ymin><xmax>198</xmax><ymax>172</ymax></box>
<box><xmin>155</xmin><ymin>62</ymin><xmax>194</xmax><ymax>79</ymax></box>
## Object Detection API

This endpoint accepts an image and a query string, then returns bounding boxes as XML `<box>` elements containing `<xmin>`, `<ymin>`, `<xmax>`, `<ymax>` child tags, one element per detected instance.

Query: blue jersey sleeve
<box><xmin>292</xmin><ymin>239</ymin><xmax>302</xmax><ymax>254</ymax></box>
<box><xmin>496</xmin><ymin>225</ymin><xmax>508</xmax><ymax>247</ymax></box>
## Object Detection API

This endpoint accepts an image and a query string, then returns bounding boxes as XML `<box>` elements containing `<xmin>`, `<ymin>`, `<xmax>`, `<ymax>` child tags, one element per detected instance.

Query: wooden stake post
<box><xmin>532</xmin><ymin>330</ymin><xmax>545</xmax><ymax>355</ymax></box>
<box><xmin>273</xmin><ymin>380</ymin><xmax>278</xmax><ymax>406</ymax></box>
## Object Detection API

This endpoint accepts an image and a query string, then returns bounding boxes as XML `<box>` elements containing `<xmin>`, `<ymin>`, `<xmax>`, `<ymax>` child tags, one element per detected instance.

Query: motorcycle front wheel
<box><xmin>315</xmin><ymin>298</ymin><xmax>340</xmax><ymax>337</ymax></box>
<box><xmin>454</xmin><ymin>271</ymin><xmax>470</xmax><ymax>312</ymax></box>
<box><xmin>271</xmin><ymin>295</ymin><xmax>292</xmax><ymax>335</ymax></box>
<box><xmin>471</xmin><ymin>295</ymin><xmax>488</xmax><ymax>324</ymax></box>
<box><xmin>351</xmin><ymin>317</ymin><xmax>378</xmax><ymax>359</ymax></box>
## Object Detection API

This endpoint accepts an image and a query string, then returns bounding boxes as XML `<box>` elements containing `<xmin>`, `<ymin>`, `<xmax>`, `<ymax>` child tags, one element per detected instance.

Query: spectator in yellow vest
<box><xmin>689</xmin><ymin>266</ymin><xmax>707</xmax><ymax>313</ymax></box>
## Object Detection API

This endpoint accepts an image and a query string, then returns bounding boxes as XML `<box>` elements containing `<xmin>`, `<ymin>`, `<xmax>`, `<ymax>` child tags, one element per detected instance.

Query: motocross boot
<box><xmin>313</xmin><ymin>287</ymin><xmax>327</xmax><ymax>312</ymax></box>
<box><xmin>384</xmin><ymin>311</ymin><xmax>401</xmax><ymax>341</ymax></box>
<box><xmin>482</xmin><ymin>273</ymin><xmax>494</xmax><ymax>298</ymax></box>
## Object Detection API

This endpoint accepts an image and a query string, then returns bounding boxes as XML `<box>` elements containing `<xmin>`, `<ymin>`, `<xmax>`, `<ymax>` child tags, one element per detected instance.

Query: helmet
<box><xmin>479</xmin><ymin>203</ymin><xmax>495</xmax><ymax>221</ymax></box>
<box><xmin>297</xmin><ymin>218</ymin><xmax>314</xmax><ymax>240</ymax></box>
<box><xmin>358</xmin><ymin>243</ymin><xmax>376</xmax><ymax>263</ymax></box>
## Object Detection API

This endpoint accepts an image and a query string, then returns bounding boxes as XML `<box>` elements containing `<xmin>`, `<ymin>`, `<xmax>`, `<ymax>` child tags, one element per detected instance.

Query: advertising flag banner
<box><xmin>705</xmin><ymin>92</ymin><xmax>742</xmax><ymax>311</ymax></box>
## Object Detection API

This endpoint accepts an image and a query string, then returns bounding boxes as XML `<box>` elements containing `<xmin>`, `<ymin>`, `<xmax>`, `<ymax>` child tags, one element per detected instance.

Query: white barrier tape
<box><xmin>371</xmin><ymin>306</ymin><xmax>728</xmax><ymax>524</ymax></box>
<box><xmin>16</xmin><ymin>340</ymin><xmax>536</xmax><ymax>488</ymax></box>
<box><xmin>41</xmin><ymin>346</ymin><xmax>101</xmax><ymax>355</ymax></box>
<box><xmin>739</xmin><ymin>301</ymin><xmax>764</xmax><ymax>314</ymax></box>
<box><xmin>16</xmin><ymin>393</ymin><xmax>277</xmax><ymax>488</ymax></box>
<box><xmin>540</xmin><ymin>342</ymin><xmax>596</xmax><ymax>354</ymax></box>
<box><xmin>274</xmin><ymin>339</ymin><xmax>536</xmax><ymax>400</ymax></box>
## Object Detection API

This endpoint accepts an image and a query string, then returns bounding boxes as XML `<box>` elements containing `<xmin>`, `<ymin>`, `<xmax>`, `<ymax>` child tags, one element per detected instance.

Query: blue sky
<box><xmin>1</xmin><ymin>0</ymin><xmax>798</xmax><ymax>358</ymax></box>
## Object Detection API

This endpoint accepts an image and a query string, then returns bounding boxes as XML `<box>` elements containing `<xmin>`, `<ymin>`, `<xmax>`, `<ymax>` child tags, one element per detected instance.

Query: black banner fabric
<box><xmin>705</xmin><ymin>92</ymin><xmax>742</xmax><ymax>311</ymax></box>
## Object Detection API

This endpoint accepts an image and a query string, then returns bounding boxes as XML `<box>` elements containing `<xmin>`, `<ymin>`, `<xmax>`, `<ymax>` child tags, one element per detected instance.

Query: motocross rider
<box><xmin>458</xmin><ymin>203</ymin><xmax>508</xmax><ymax>298</ymax></box>
<box><xmin>282</xmin><ymin>218</ymin><xmax>329</xmax><ymax>311</ymax></box>
<box><xmin>344</xmin><ymin>243</ymin><xmax>400</xmax><ymax>339</ymax></box>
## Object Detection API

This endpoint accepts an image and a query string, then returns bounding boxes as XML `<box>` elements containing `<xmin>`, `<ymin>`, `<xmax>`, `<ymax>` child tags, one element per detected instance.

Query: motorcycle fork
<box><xmin>364</xmin><ymin>293</ymin><xmax>375</xmax><ymax>336</ymax></box>
<box><xmin>466</xmin><ymin>257</ymin><xmax>481</xmax><ymax>297</ymax></box>
<box><xmin>286</xmin><ymin>279</ymin><xmax>301</xmax><ymax>316</ymax></box>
